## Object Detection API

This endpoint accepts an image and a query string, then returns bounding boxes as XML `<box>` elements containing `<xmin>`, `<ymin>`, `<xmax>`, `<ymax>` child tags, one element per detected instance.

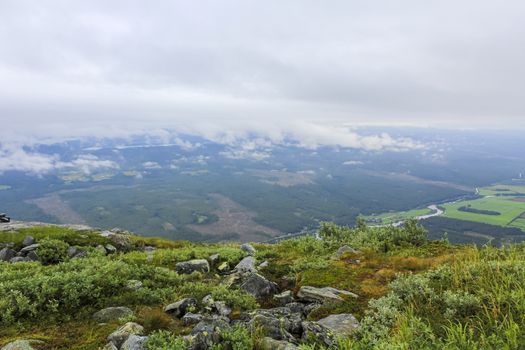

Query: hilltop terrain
<box><xmin>1</xmin><ymin>220</ymin><xmax>524</xmax><ymax>349</ymax></box>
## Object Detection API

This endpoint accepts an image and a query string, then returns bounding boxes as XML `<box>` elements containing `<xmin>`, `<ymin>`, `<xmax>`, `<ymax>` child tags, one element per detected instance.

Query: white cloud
<box><xmin>142</xmin><ymin>161</ymin><xmax>161</xmax><ymax>169</ymax></box>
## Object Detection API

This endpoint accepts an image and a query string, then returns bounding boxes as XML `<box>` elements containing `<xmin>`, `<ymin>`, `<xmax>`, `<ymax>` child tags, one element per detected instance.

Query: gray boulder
<box><xmin>301</xmin><ymin>321</ymin><xmax>335</xmax><ymax>348</ymax></box>
<box><xmin>26</xmin><ymin>251</ymin><xmax>39</xmax><ymax>261</ymax></box>
<box><xmin>20</xmin><ymin>244</ymin><xmax>39</xmax><ymax>254</ymax></box>
<box><xmin>0</xmin><ymin>247</ymin><xmax>16</xmax><ymax>261</ymax></box>
<box><xmin>176</xmin><ymin>259</ymin><xmax>210</xmax><ymax>274</ymax></box>
<box><xmin>96</xmin><ymin>245</ymin><xmax>107</xmax><ymax>255</ymax></box>
<box><xmin>182</xmin><ymin>312</ymin><xmax>203</xmax><ymax>325</ymax></box>
<box><xmin>250</xmin><ymin>307</ymin><xmax>304</xmax><ymax>336</ymax></box>
<box><xmin>0</xmin><ymin>340</ymin><xmax>43</xmax><ymax>350</ymax></box>
<box><xmin>240</xmin><ymin>243</ymin><xmax>256</xmax><ymax>255</ymax></box>
<box><xmin>209</xmin><ymin>253</ymin><xmax>220</xmax><ymax>268</ymax></box>
<box><xmin>93</xmin><ymin>306</ymin><xmax>133</xmax><ymax>322</ymax></box>
<box><xmin>249</xmin><ymin>314</ymin><xmax>296</xmax><ymax>343</ymax></box>
<box><xmin>317</xmin><ymin>313</ymin><xmax>360</xmax><ymax>337</ymax></box>
<box><xmin>259</xmin><ymin>337</ymin><xmax>299</xmax><ymax>350</ymax></box>
<box><xmin>10</xmin><ymin>257</ymin><xmax>29</xmax><ymax>263</ymax></box>
<box><xmin>164</xmin><ymin>298</ymin><xmax>197</xmax><ymax>318</ymax></box>
<box><xmin>297</xmin><ymin>286</ymin><xmax>357</xmax><ymax>304</ymax></box>
<box><xmin>190</xmin><ymin>316</ymin><xmax>231</xmax><ymax>349</ymax></box>
<box><xmin>67</xmin><ymin>247</ymin><xmax>79</xmax><ymax>257</ymax></box>
<box><xmin>240</xmin><ymin>273</ymin><xmax>278</xmax><ymax>298</ymax></box>
<box><xmin>101</xmin><ymin>343</ymin><xmax>118</xmax><ymax>350</ymax></box>
<box><xmin>121</xmin><ymin>335</ymin><xmax>148</xmax><ymax>350</ymax></box>
<box><xmin>22</xmin><ymin>236</ymin><xmax>35</xmax><ymax>247</ymax></box>
<box><xmin>107</xmin><ymin>322</ymin><xmax>144</xmax><ymax>348</ymax></box>
<box><xmin>234</xmin><ymin>256</ymin><xmax>256</xmax><ymax>273</ymax></box>
<box><xmin>213</xmin><ymin>301</ymin><xmax>231</xmax><ymax>317</ymax></box>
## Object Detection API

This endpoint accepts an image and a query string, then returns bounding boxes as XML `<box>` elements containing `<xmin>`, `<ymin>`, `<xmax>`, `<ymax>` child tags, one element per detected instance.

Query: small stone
<box><xmin>93</xmin><ymin>306</ymin><xmax>133</xmax><ymax>322</ymax></box>
<box><xmin>297</xmin><ymin>286</ymin><xmax>357</xmax><ymax>304</ymax></box>
<box><xmin>240</xmin><ymin>243</ymin><xmax>256</xmax><ymax>255</ymax></box>
<box><xmin>96</xmin><ymin>245</ymin><xmax>107</xmax><ymax>255</ymax></box>
<box><xmin>22</xmin><ymin>236</ymin><xmax>35</xmax><ymax>247</ymax></box>
<box><xmin>258</xmin><ymin>261</ymin><xmax>269</xmax><ymax>268</ymax></box>
<box><xmin>105</xmin><ymin>244</ymin><xmax>117</xmax><ymax>254</ymax></box>
<box><xmin>101</xmin><ymin>343</ymin><xmax>118</xmax><ymax>350</ymax></box>
<box><xmin>217</xmin><ymin>261</ymin><xmax>229</xmax><ymax>273</ymax></box>
<box><xmin>164</xmin><ymin>298</ymin><xmax>197</xmax><ymax>318</ymax></box>
<box><xmin>202</xmin><ymin>294</ymin><xmax>215</xmax><ymax>307</ymax></box>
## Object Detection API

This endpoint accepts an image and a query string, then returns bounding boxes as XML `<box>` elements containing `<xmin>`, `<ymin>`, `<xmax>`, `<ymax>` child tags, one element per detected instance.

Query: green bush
<box><xmin>145</xmin><ymin>330</ymin><xmax>187</xmax><ymax>350</ymax></box>
<box><xmin>35</xmin><ymin>238</ymin><xmax>70</xmax><ymax>264</ymax></box>
<box><xmin>211</xmin><ymin>325</ymin><xmax>253</xmax><ymax>350</ymax></box>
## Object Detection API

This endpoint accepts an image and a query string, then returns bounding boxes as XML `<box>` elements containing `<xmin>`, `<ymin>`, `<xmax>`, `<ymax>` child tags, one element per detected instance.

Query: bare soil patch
<box><xmin>25</xmin><ymin>194</ymin><xmax>86</xmax><ymax>225</ymax></box>
<box><xmin>188</xmin><ymin>194</ymin><xmax>281</xmax><ymax>242</ymax></box>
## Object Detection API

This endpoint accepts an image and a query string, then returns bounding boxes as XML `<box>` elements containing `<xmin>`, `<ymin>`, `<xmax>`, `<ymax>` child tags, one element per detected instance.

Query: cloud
<box><xmin>0</xmin><ymin>146</ymin><xmax>118</xmax><ymax>175</ymax></box>
<box><xmin>0</xmin><ymin>0</ymin><xmax>524</xmax><ymax>135</ymax></box>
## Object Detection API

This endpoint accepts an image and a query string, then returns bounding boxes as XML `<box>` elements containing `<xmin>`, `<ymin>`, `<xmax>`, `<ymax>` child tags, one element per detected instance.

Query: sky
<box><xmin>1</xmin><ymin>0</ymin><xmax>525</xmax><ymax>150</ymax></box>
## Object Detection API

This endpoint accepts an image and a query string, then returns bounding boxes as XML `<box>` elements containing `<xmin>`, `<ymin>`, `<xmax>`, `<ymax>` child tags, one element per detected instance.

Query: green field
<box><xmin>362</xmin><ymin>207</ymin><xmax>434</xmax><ymax>225</ymax></box>
<box><xmin>365</xmin><ymin>184</ymin><xmax>525</xmax><ymax>232</ymax></box>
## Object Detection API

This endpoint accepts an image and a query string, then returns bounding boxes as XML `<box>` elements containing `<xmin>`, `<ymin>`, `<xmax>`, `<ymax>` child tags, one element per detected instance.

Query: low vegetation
<box><xmin>1</xmin><ymin>221</ymin><xmax>524</xmax><ymax>349</ymax></box>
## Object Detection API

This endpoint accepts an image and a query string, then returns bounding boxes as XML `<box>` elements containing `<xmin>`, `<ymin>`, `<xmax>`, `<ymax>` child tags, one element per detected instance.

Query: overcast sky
<box><xmin>1</xmin><ymin>0</ymin><xmax>525</xmax><ymax>144</ymax></box>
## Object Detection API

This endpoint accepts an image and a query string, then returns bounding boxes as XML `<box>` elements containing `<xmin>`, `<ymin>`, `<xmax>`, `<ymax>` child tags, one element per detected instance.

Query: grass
<box><xmin>0</xmin><ymin>221</ymin><xmax>523</xmax><ymax>349</ymax></box>
<box><xmin>361</xmin><ymin>207</ymin><xmax>434</xmax><ymax>225</ymax></box>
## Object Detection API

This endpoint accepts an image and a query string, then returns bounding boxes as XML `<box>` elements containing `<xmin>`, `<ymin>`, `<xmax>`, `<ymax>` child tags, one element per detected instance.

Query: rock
<box><xmin>202</xmin><ymin>294</ymin><xmax>214</xmax><ymax>307</ymax></box>
<box><xmin>20</xmin><ymin>244</ymin><xmax>39</xmax><ymax>253</ymax></box>
<box><xmin>109</xmin><ymin>233</ymin><xmax>133</xmax><ymax>251</ymax></box>
<box><xmin>0</xmin><ymin>247</ymin><xmax>16</xmax><ymax>261</ymax></box>
<box><xmin>217</xmin><ymin>261</ymin><xmax>229</xmax><ymax>273</ymax></box>
<box><xmin>182</xmin><ymin>312</ymin><xmax>203</xmax><ymax>325</ymax></box>
<box><xmin>251</xmin><ymin>307</ymin><xmax>304</xmax><ymax>336</ymax></box>
<box><xmin>164</xmin><ymin>298</ymin><xmax>197</xmax><ymax>318</ymax></box>
<box><xmin>125</xmin><ymin>280</ymin><xmax>143</xmax><ymax>291</ymax></box>
<box><xmin>0</xmin><ymin>340</ymin><xmax>43</xmax><ymax>350</ymax></box>
<box><xmin>285</xmin><ymin>302</ymin><xmax>306</xmax><ymax>315</ymax></box>
<box><xmin>240</xmin><ymin>243</ymin><xmax>256</xmax><ymax>255</ymax></box>
<box><xmin>9</xmin><ymin>257</ymin><xmax>29</xmax><ymax>263</ymax></box>
<box><xmin>120</xmin><ymin>335</ymin><xmax>147</xmax><ymax>350</ymax></box>
<box><xmin>73</xmin><ymin>251</ymin><xmax>87</xmax><ymax>259</ymax></box>
<box><xmin>176</xmin><ymin>259</ymin><xmax>210</xmax><ymax>274</ymax></box>
<box><xmin>234</xmin><ymin>256</ymin><xmax>256</xmax><ymax>273</ymax></box>
<box><xmin>317</xmin><ymin>313</ymin><xmax>360</xmax><ymax>337</ymax></box>
<box><xmin>21</xmin><ymin>236</ymin><xmax>35</xmax><ymax>247</ymax></box>
<box><xmin>259</xmin><ymin>337</ymin><xmax>299</xmax><ymax>350</ymax></box>
<box><xmin>249</xmin><ymin>314</ymin><xmax>296</xmax><ymax>343</ymax></box>
<box><xmin>240</xmin><ymin>273</ymin><xmax>278</xmax><ymax>298</ymax></box>
<box><xmin>259</xmin><ymin>261</ymin><xmax>269</xmax><ymax>268</ymax></box>
<box><xmin>297</xmin><ymin>286</ymin><xmax>357</xmax><ymax>304</ymax></box>
<box><xmin>213</xmin><ymin>301</ymin><xmax>231</xmax><ymax>317</ymax></box>
<box><xmin>335</xmin><ymin>245</ymin><xmax>358</xmax><ymax>257</ymax></box>
<box><xmin>273</xmin><ymin>290</ymin><xmax>293</xmax><ymax>305</ymax></box>
<box><xmin>105</xmin><ymin>244</ymin><xmax>117</xmax><ymax>254</ymax></box>
<box><xmin>67</xmin><ymin>247</ymin><xmax>79</xmax><ymax>257</ymax></box>
<box><xmin>93</xmin><ymin>306</ymin><xmax>133</xmax><ymax>322</ymax></box>
<box><xmin>26</xmin><ymin>251</ymin><xmax>39</xmax><ymax>261</ymax></box>
<box><xmin>209</xmin><ymin>253</ymin><xmax>220</xmax><ymax>268</ymax></box>
<box><xmin>190</xmin><ymin>316</ymin><xmax>231</xmax><ymax>349</ymax></box>
<box><xmin>107</xmin><ymin>322</ymin><xmax>144</xmax><ymax>348</ymax></box>
<box><xmin>303</xmin><ymin>303</ymin><xmax>322</xmax><ymax>316</ymax></box>
<box><xmin>301</xmin><ymin>321</ymin><xmax>335</xmax><ymax>348</ymax></box>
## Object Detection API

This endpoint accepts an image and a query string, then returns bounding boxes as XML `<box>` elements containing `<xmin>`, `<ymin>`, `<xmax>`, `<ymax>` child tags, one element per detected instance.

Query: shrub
<box><xmin>145</xmin><ymin>330</ymin><xmax>187</xmax><ymax>350</ymax></box>
<box><xmin>211</xmin><ymin>325</ymin><xmax>253</xmax><ymax>350</ymax></box>
<box><xmin>35</xmin><ymin>238</ymin><xmax>69</xmax><ymax>264</ymax></box>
